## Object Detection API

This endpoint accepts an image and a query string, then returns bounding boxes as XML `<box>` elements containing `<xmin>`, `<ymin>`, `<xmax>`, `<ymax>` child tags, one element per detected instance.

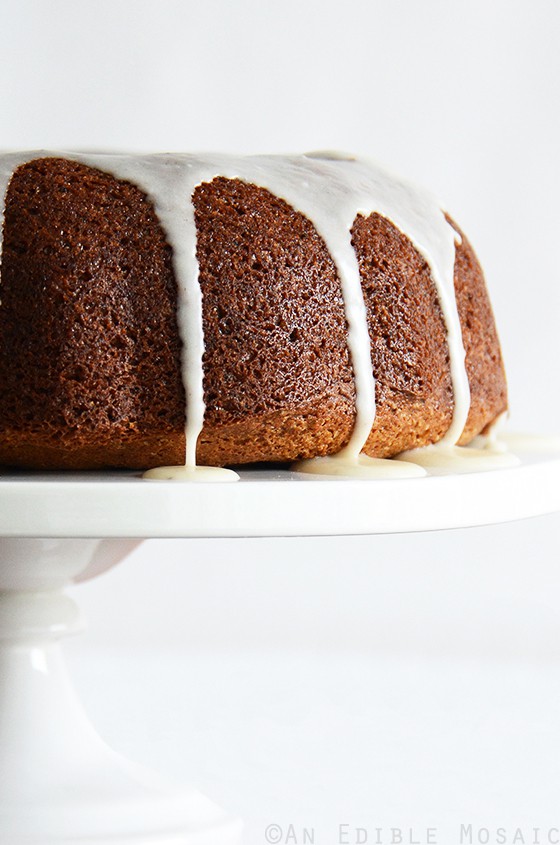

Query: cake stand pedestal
<box><xmin>0</xmin><ymin>453</ymin><xmax>559</xmax><ymax>845</ymax></box>
<box><xmin>0</xmin><ymin>538</ymin><xmax>241</xmax><ymax>845</ymax></box>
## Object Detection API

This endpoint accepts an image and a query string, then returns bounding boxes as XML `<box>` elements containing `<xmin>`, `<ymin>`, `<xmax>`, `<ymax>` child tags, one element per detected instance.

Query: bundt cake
<box><xmin>0</xmin><ymin>151</ymin><xmax>508</xmax><ymax>478</ymax></box>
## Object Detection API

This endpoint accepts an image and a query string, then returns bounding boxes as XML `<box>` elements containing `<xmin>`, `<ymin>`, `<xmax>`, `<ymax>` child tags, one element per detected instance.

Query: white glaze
<box><xmin>143</xmin><ymin>464</ymin><xmax>239</xmax><ymax>482</ymax></box>
<box><xmin>396</xmin><ymin>443</ymin><xmax>520</xmax><ymax>475</ymax></box>
<box><xmin>499</xmin><ymin>432</ymin><xmax>560</xmax><ymax>453</ymax></box>
<box><xmin>0</xmin><ymin>150</ymin><xmax>472</xmax><ymax>480</ymax></box>
<box><xmin>467</xmin><ymin>411</ymin><xmax>511</xmax><ymax>453</ymax></box>
<box><xmin>292</xmin><ymin>453</ymin><xmax>426</xmax><ymax>479</ymax></box>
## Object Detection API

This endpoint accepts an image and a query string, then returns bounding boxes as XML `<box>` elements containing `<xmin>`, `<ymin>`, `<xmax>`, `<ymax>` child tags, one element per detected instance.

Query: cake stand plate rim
<box><xmin>0</xmin><ymin>453</ymin><xmax>559</xmax><ymax>538</ymax></box>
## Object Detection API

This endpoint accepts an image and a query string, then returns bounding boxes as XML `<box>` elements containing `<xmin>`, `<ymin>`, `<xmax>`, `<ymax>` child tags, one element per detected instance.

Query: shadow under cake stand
<box><xmin>0</xmin><ymin>454</ymin><xmax>559</xmax><ymax>845</ymax></box>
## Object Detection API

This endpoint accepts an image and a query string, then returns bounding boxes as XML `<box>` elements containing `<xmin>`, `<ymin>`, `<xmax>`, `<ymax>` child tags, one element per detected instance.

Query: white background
<box><xmin>1</xmin><ymin>1</ymin><xmax>560</xmax><ymax>842</ymax></box>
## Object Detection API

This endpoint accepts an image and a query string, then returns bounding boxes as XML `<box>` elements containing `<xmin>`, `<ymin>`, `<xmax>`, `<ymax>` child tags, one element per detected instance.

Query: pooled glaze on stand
<box><xmin>143</xmin><ymin>464</ymin><xmax>239</xmax><ymax>482</ymax></box>
<box><xmin>292</xmin><ymin>453</ymin><xmax>426</xmax><ymax>479</ymax></box>
<box><xmin>0</xmin><ymin>151</ymin><xmax>505</xmax><ymax>480</ymax></box>
<box><xmin>396</xmin><ymin>443</ymin><xmax>520</xmax><ymax>475</ymax></box>
<box><xmin>499</xmin><ymin>432</ymin><xmax>560</xmax><ymax>453</ymax></box>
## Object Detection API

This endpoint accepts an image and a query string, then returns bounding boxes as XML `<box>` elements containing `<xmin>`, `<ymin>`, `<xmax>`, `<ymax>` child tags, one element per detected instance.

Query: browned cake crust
<box><xmin>352</xmin><ymin>213</ymin><xmax>507</xmax><ymax>457</ymax></box>
<box><xmin>0</xmin><ymin>158</ymin><xmax>507</xmax><ymax>470</ymax></box>
<box><xmin>195</xmin><ymin>177</ymin><xmax>356</xmax><ymax>465</ymax></box>
<box><xmin>450</xmin><ymin>217</ymin><xmax>508</xmax><ymax>444</ymax></box>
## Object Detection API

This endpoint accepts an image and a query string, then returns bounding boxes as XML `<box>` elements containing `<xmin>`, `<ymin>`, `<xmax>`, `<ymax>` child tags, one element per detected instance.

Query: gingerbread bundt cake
<box><xmin>0</xmin><ymin>152</ymin><xmax>507</xmax><ymax>477</ymax></box>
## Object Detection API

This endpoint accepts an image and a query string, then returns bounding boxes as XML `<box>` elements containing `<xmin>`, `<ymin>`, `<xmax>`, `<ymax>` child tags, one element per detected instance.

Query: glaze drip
<box><xmin>0</xmin><ymin>151</ymin><xmax>472</xmax><ymax>480</ymax></box>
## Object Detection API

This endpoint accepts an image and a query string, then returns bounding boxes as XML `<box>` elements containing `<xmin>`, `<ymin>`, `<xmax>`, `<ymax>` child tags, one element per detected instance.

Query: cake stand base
<box><xmin>1</xmin><ymin>454</ymin><xmax>559</xmax><ymax>842</ymax></box>
<box><xmin>0</xmin><ymin>540</ymin><xmax>242</xmax><ymax>845</ymax></box>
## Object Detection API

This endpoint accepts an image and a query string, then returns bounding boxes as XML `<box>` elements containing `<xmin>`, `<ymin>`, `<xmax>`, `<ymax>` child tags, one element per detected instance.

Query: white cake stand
<box><xmin>0</xmin><ymin>453</ymin><xmax>559</xmax><ymax>845</ymax></box>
